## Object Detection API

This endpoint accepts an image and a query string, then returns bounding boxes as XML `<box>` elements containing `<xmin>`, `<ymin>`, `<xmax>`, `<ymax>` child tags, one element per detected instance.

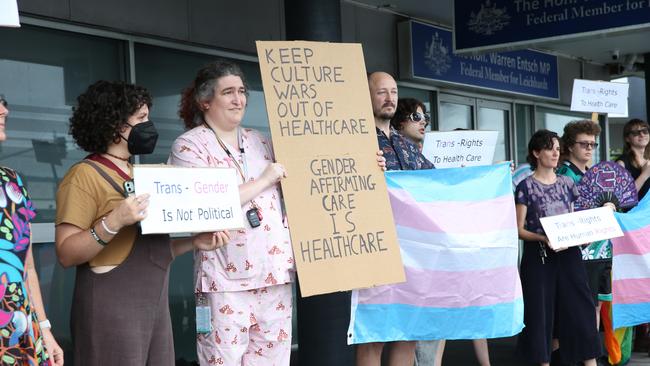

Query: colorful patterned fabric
<box><xmin>348</xmin><ymin>163</ymin><xmax>523</xmax><ymax>343</ymax></box>
<box><xmin>0</xmin><ymin>167</ymin><xmax>50</xmax><ymax>365</ymax></box>
<box><xmin>515</xmin><ymin>174</ymin><xmax>578</xmax><ymax>235</ymax></box>
<box><xmin>376</xmin><ymin>127</ymin><xmax>434</xmax><ymax>171</ymax></box>
<box><xmin>169</xmin><ymin>126</ymin><xmax>294</xmax><ymax>293</ymax></box>
<box><xmin>196</xmin><ymin>283</ymin><xmax>292</xmax><ymax>365</ymax></box>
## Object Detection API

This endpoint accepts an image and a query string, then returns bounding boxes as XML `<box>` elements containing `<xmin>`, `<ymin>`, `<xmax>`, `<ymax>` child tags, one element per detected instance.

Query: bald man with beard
<box><xmin>356</xmin><ymin>72</ymin><xmax>433</xmax><ymax>366</ymax></box>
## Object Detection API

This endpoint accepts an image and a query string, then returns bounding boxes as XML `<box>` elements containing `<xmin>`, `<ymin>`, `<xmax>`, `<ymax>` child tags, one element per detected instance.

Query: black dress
<box><xmin>617</xmin><ymin>153</ymin><xmax>650</xmax><ymax>201</ymax></box>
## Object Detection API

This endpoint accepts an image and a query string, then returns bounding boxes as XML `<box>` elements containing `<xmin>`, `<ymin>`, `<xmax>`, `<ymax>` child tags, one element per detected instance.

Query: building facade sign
<box><xmin>400</xmin><ymin>21</ymin><xmax>559</xmax><ymax>99</ymax></box>
<box><xmin>454</xmin><ymin>0</ymin><xmax>650</xmax><ymax>53</ymax></box>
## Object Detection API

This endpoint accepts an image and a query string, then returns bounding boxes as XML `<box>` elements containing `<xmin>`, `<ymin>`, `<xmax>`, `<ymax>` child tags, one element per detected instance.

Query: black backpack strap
<box><xmin>79</xmin><ymin>160</ymin><xmax>125</xmax><ymax>196</ymax></box>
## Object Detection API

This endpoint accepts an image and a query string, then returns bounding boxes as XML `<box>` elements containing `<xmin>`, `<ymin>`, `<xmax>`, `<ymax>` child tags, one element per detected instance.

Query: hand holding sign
<box><xmin>261</xmin><ymin>162</ymin><xmax>288</xmax><ymax>185</ymax></box>
<box><xmin>103</xmin><ymin>193</ymin><xmax>151</xmax><ymax>233</ymax></box>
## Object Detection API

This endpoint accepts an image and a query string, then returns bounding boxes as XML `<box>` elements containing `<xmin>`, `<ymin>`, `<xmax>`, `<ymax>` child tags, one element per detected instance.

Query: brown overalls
<box><xmin>71</xmin><ymin>160</ymin><xmax>175</xmax><ymax>366</ymax></box>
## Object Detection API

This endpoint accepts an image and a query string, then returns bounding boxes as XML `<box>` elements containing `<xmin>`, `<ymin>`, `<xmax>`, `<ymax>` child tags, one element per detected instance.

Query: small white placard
<box><xmin>133</xmin><ymin>165</ymin><xmax>244</xmax><ymax>234</ymax></box>
<box><xmin>422</xmin><ymin>130</ymin><xmax>498</xmax><ymax>168</ymax></box>
<box><xmin>0</xmin><ymin>0</ymin><xmax>20</xmax><ymax>27</ymax></box>
<box><xmin>570</xmin><ymin>79</ymin><xmax>629</xmax><ymax>115</ymax></box>
<box><xmin>540</xmin><ymin>207</ymin><xmax>623</xmax><ymax>250</ymax></box>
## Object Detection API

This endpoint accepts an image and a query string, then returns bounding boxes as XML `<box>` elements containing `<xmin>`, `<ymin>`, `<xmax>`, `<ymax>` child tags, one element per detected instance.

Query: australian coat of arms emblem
<box><xmin>467</xmin><ymin>0</ymin><xmax>510</xmax><ymax>35</ymax></box>
<box><xmin>424</xmin><ymin>32</ymin><xmax>452</xmax><ymax>76</ymax></box>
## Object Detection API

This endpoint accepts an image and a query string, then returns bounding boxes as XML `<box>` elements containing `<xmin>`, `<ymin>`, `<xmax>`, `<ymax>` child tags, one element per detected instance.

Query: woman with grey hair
<box><xmin>171</xmin><ymin>61</ymin><xmax>295</xmax><ymax>365</ymax></box>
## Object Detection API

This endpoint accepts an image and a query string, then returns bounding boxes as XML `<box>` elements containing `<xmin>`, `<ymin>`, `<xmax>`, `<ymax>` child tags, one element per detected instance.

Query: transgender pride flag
<box><xmin>348</xmin><ymin>163</ymin><xmax>523</xmax><ymax>344</ymax></box>
<box><xmin>612</xmin><ymin>196</ymin><xmax>650</xmax><ymax>329</ymax></box>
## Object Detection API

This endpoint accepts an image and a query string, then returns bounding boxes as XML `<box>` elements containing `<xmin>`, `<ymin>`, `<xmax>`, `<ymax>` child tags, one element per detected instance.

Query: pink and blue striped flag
<box><xmin>612</xmin><ymin>196</ymin><xmax>650</xmax><ymax>329</ymax></box>
<box><xmin>348</xmin><ymin>162</ymin><xmax>523</xmax><ymax>344</ymax></box>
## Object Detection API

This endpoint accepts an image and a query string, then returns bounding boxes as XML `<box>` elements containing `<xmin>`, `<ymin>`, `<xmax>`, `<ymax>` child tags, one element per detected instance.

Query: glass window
<box><xmin>134</xmin><ymin>44</ymin><xmax>269</xmax><ymax>164</ymax></box>
<box><xmin>478</xmin><ymin>105</ymin><xmax>509</xmax><ymax>162</ymax></box>
<box><xmin>0</xmin><ymin>25</ymin><xmax>126</xmax><ymax>222</ymax></box>
<box><xmin>439</xmin><ymin>102</ymin><xmax>472</xmax><ymax>131</ymax></box>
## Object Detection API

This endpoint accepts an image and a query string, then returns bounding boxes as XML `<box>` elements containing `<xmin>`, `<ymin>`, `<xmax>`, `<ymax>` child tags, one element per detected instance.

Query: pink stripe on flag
<box><xmin>357</xmin><ymin>265</ymin><xmax>522</xmax><ymax>308</ymax></box>
<box><xmin>612</xmin><ymin>229</ymin><xmax>650</xmax><ymax>255</ymax></box>
<box><xmin>389</xmin><ymin>190</ymin><xmax>516</xmax><ymax>234</ymax></box>
<box><xmin>612</xmin><ymin>278</ymin><xmax>650</xmax><ymax>304</ymax></box>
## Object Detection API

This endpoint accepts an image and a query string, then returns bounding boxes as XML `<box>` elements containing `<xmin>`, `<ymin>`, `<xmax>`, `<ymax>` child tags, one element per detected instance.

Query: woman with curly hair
<box><xmin>515</xmin><ymin>129</ymin><xmax>601</xmax><ymax>366</ymax></box>
<box><xmin>55</xmin><ymin>81</ymin><xmax>229</xmax><ymax>365</ymax></box>
<box><xmin>0</xmin><ymin>95</ymin><xmax>63</xmax><ymax>365</ymax></box>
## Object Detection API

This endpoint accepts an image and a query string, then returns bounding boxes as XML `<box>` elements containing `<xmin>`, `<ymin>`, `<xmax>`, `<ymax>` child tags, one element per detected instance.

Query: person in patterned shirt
<box><xmin>369</xmin><ymin>72</ymin><xmax>433</xmax><ymax>171</ymax></box>
<box><xmin>0</xmin><ymin>95</ymin><xmax>63</xmax><ymax>365</ymax></box>
<box><xmin>356</xmin><ymin>73</ymin><xmax>433</xmax><ymax>366</ymax></box>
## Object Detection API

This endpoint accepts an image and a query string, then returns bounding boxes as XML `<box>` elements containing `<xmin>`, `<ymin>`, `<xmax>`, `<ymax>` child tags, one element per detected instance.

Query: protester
<box><xmin>558</xmin><ymin>120</ymin><xmax>611</xmax><ymax>315</ymax></box>
<box><xmin>557</xmin><ymin>120</ymin><xmax>616</xmax><ymax>365</ymax></box>
<box><xmin>390</xmin><ymin>97</ymin><xmax>429</xmax><ymax>147</ymax></box>
<box><xmin>515</xmin><ymin>129</ymin><xmax>601</xmax><ymax>366</ymax></box>
<box><xmin>616</xmin><ymin>118</ymin><xmax>650</xmax><ymax>356</ymax></box>
<box><xmin>355</xmin><ymin>72</ymin><xmax>433</xmax><ymax>366</ymax></box>
<box><xmin>167</xmin><ymin>60</ymin><xmax>296</xmax><ymax>365</ymax></box>
<box><xmin>617</xmin><ymin>118</ymin><xmax>650</xmax><ymax>201</ymax></box>
<box><xmin>0</xmin><ymin>95</ymin><xmax>64</xmax><ymax>366</ymax></box>
<box><xmin>55</xmin><ymin>81</ymin><xmax>228</xmax><ymax>365</ymax></box>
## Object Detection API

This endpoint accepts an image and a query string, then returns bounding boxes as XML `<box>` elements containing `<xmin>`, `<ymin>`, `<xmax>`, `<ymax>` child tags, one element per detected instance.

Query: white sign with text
<box><xmin>133</xmin><ymin>165</ymin><xmax>244</xmax><ymax>234</ymax></box>
<box><xmin>540</xmin><ymin>207</ymin><xmax>623</xmax><ymax>250</ymax></box>
<box><xmin>0</xmin><ymin>0</ymin><xmax>20</xmax><ymax>27</ymax></box>
<box><xmin>570</xmin><ymin>79</ymin><xmax>629</xmax><ymax>115</ymax></box>
<box><xmin>422</xmin><ymin>130</ymin><xmax>498</xmax><ymax>168</ymax></box>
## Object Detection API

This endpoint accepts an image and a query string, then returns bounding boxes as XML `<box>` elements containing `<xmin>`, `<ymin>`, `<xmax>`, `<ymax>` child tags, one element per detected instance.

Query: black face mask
<box><xmin>123</xmin><ymin>120</ymin><xmax>159</xmax><ymax>155</ymax></box>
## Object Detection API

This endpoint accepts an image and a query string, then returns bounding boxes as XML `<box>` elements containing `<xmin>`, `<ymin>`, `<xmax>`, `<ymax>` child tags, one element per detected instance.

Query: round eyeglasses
<box><xmin>574</xmin><ymin>141</ymin><xmax>598</xmax><ymax>150</ymax></box>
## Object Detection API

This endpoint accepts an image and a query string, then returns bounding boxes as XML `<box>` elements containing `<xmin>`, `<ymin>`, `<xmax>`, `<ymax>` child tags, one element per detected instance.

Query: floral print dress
<box><xmin>0</xmin><ymin>167</ymin><xmax>49</xmax><ymax>366</ymax></box>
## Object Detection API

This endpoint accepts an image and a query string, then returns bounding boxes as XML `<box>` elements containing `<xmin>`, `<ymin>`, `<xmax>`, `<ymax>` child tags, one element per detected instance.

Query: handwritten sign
<box><xmin>0</xmin><ymin>0</ymin><xmax>20</xmax><ymax>27</ymax></box>
<box><xmin>256</xmin><ymin>41</ymin><xmax>405</xmax><ymax>297</ymax></box>
<box><xmin>133</xmin><ymin>165</ymin><xmax>244</xmax><ymax>234</ymax></box>
<box><xmin>422</xmin><ymin>130</ymin><xmax>498</xmax><ymax>168</ymax></box>
<box><xmin>570</xmin><ymin>79</ymin><xmax>629</xmax><ymax>115</ymax></box>
<box><xmin>540</xmin><ymin>207</ymin><xmax>623</xmax><ymax>250</ymax></box>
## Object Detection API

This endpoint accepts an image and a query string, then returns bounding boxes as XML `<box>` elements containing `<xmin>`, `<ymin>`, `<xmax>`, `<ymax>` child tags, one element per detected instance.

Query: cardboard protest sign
<box><xmin>0</xmin><ymin>0</ymin><xmax>20</xmax><ymax>27</ymax></box>
<box><xmin>133</xmin><ymin>165</ymin><xmax>244</xmax><ymax>234</ymax></box>
<box><xmin>256</xmin><ymin>40</ymin><xmax>405</xmax><ymax>297</ymax></box>
<box><xmin>422</xmin><ymin>130</ymin><xmax>498</xmax><ymax>168</ymax></box>
<box><xmin>540</xmin><ymin>207</ymin><xmax>623</xmax><ymax>250</ymax></box>
<box><xmin>570</xmin><ymin>79</ymin><xmax>629</xmax><ymax>115</ymax></box>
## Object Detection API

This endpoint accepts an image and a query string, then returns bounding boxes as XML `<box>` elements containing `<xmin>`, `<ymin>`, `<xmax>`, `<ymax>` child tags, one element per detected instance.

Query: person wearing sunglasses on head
<box><xmin>390</xmin><ymin>98</ymin><xmax>430</xmax><ymax>149</ymax></box>
<box><xmin>617</xmin><ymin>118</ymin><xmax>650</xmax><ymax>201</ymax></box>
<box><xmin>0</xmin><ymin>95</ymin><xmax>64</xmax><ymax>365</ymax></box>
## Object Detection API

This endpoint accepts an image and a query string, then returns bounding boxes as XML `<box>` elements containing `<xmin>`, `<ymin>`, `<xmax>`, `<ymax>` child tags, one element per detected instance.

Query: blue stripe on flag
<box><xmin>613</xmin><ymin>302</ymin><xmax>650</xmax><ymax>329</ymax></box>
<box><xmin>385</xmin><ymin>162</ymin><xmax>512</xmax><ymax>202</ymax></box>
<box><xmin>349</xmin><ymin>299</ymin><xmax>524</xmax><ymax>344</ymax></box>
